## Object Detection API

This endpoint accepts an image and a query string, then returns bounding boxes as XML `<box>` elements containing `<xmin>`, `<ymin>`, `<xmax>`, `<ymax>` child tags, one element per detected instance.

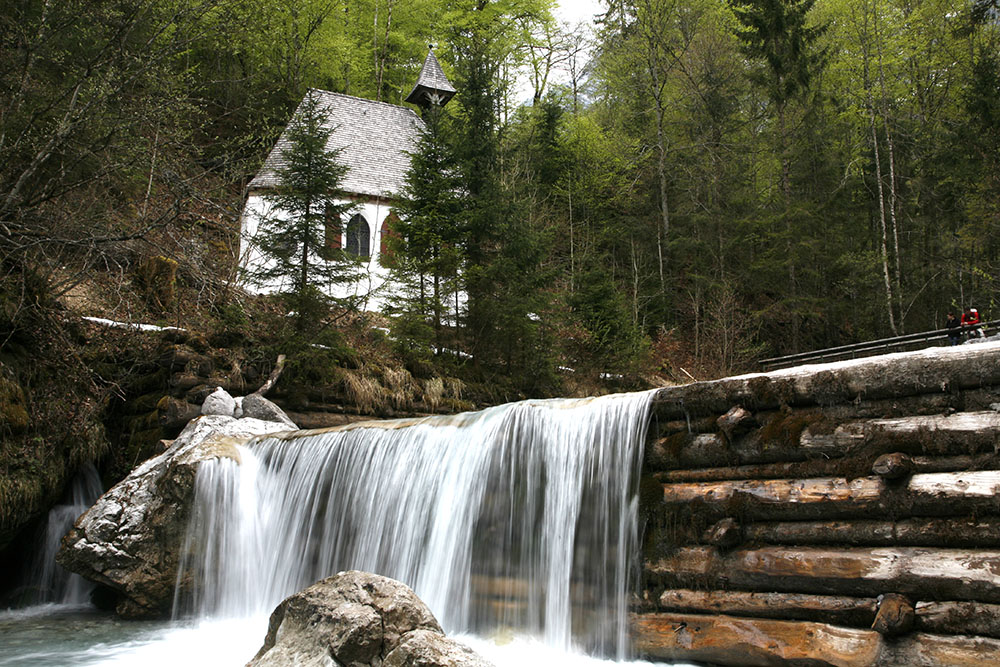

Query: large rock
<box><xmin>241</xmin><ymin>392</ymin><xmax>297</xmax><ymax>429</ymax></box>
<box><xmin>56</xmin><ymin>414</ymin><xmax>293</xmax><ymax>617</ymax></box>
<box><xmin>201</xmin><ymin>387</ymin><xmax>236</xmax><ymax>416</ymax></box>
<box><xmin>250</xmin><ymin>571</ymin><xmax>493</xmax><ymax>667</ymax></box>
<box><xmin>383</xmin><ymin>629</ymin><xmax>495</xmax><ymax>667</ymax></box>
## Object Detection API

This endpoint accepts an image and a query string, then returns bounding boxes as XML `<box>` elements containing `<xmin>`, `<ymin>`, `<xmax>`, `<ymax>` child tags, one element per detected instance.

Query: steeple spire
<box><xmin>405</xmin><ymin>46</ymin><xmax>456</xmax><ymax>109</ymax></box>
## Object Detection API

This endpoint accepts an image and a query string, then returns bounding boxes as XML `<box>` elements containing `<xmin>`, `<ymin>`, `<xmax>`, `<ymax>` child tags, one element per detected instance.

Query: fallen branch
<box><xmin>253</xmin><ymin>354</ymin><xmax>286</xmax><ymax>396</ymax></box>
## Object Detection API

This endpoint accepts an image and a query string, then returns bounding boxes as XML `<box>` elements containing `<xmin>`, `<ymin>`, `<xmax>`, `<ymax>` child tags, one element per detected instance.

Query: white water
<box><xmin>1</xmin><ymin>391</ymin><xmax>695</xmax><ymax>667</ymax></box>
<box><xmin>24</xmin><ymin>463</ymin><xmax>103</xmax><ymax>606</ymax></box>
<box><xmin>175</xmin><ymin>391</ymin><xmax>654</xmax><ymax>660</ymax></box>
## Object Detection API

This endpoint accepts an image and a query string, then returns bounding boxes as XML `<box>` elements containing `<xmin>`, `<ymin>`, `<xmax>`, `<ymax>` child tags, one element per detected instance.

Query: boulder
<box><xmin>56</xmin><ymin>414</ymin><xmax>292</xmax><ymax>617</ymax></box>
<box><xmin>384</xmin><ymin>629</ymin><xmax>494</xmax><ymax>667</ymax></box>
<box><xmin>156</xmin><ymin>396</ymin><xmax>201</xmax><ymax>430</ymax></box>
<box><xmin>250</xmin><ymin>571</ymin><xmax>493</xmax><ymax>667</ymax></box>
<box><xmin>201</xmin><ymin>387</ymin><xmax>236</xmax><ymax>417</ymax></box>
<box><xmin>241</xmin><ymin>393</ymin><xmax>297</xmax><ymax>429</ymax></box>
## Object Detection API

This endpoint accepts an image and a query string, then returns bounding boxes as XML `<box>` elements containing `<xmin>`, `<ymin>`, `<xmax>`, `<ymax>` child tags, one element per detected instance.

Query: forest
<box><xmin>1</xmin><ymin>0</ymin><xmax>999</xmax><ymax>388</ymax></box>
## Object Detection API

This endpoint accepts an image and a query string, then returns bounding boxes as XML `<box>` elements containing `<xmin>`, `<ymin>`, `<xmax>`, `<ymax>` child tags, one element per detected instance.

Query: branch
<box><xmin>253</xmin><ymin>354</ymin><xmax>286</xmax><ymax>396</ymax></box>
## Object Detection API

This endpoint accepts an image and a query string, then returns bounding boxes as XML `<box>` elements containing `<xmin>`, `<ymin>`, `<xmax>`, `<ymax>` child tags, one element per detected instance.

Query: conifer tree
<box><xmin>244</xmin><ymin>90</ymin><xmax>359</xmax><ymax>331</ymax></box>
<box><xmin>388</xmin><ymin>106</ymin><xmax>464</xmax><ymax>353</ymax></box>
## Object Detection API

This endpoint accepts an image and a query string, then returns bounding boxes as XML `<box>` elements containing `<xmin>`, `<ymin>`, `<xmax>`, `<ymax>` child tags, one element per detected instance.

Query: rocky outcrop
<box><xmin>382</xmin><ymin>629</ymin><xmax>493</xmax><ymax>667</ymax></box>
<box><xmin>57</xmin><ymin>410</ymin><xmax>295</xmax><ymax>618</ymax></box>
<box><xmin>250</xmin><ymin>571</ymin><xmax>493</xmax><ymax>667</ymax></box>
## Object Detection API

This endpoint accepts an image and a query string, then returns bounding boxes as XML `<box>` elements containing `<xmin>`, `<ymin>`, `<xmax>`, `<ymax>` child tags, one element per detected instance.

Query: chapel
<box><xmin>238</xmin><ymin>48</ymin><xmax>456</xmax><ymax>310</ymax></box>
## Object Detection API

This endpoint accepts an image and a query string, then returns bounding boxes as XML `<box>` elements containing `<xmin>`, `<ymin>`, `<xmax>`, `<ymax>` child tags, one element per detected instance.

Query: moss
<box><xmin>0</xmin><ymin>377</ymin><xmax>29</xmax><ymax>433</ymax></box>
<box><xmin>643</xmin><ymin>500</ymin><xmax>711</xmax><ymax>560</ymax></box>
<box><xmin>806</xmin><ymin>369</ymin><xmax>854</xmax><ymax>406</ymax></box>
<box><xmin>136</xmin><ymin>255</ymin><xmax>178</xmax><ymax>312</ymax></box>
<box><xmin>663</xmin><ymin>431</ymin><xmax>692</xmax><ymax>459</ymax></box>
<box><xmin>129</xmin><ymin>392</ymin><xmax>169</xmax><ymax>415</ymax></box>
<box><xmin>120</xmin><ymin>426</ymin><xmax>164</xmax><ymax>471</ymax></box>
<box><xmin>746</xmin><ymin>375</ymin><xmax>796</xmax><ymax>410</ymax></box>
<box><xmin>758</xmin><ymin>410</ymin><xmax>826</xmax><ymax>453</ymax></box>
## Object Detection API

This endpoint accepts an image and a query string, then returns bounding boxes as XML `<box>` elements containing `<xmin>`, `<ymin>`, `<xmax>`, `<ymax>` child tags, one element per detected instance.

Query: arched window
<box><xmin>379</xmin><ymin>212</ymin><xmax>401</xmax><ymax>268</ymax></box>
<box><xmin>345</xmin><ymin>214</ymin><xmax>370</xmax><ymax>258</ymax></box>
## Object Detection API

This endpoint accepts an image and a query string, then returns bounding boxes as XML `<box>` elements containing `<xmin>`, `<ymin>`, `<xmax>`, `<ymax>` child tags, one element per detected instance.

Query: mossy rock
<box><xmin>126</xmin><ymin>411</ymin><xmax>161</xmax><ymax>433</ymax></box>
<box><xmin>129</xmin><ymin>392</ymin><xmax>169</xmax><ymax>415</ymax></box>
<box><xmin>0</xmin><ymin>377</ymin><xmax>29</xmax><ymax>433</ymax></box>
<box><xmin>123</xmin><ymin>426</ymin><xmax>164</xmax><ymax>463</ymax></box>
<box><xmin>136</xmin><ymin>256</ymin><xmax>178</xmax><ymax>312</ymax></box>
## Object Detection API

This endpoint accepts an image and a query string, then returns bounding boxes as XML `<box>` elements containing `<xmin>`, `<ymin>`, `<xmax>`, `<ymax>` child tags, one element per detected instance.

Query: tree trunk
<box><xmin>874</xmin><ymin>5</ymin><xmax>903</xmax><ymax>324</ymax></box>
<box><xmin>646</xmin><ymin>545</ymin><xmax>1000</xmax><ymax>602</ymax></box>
<box><xmin>649</xmin><ymin>344</ymin><xmax>1000</xmax><ymax>418</ymax></box>
<box><xmin>659</xmin><ymin>470</ymin><xmax>1000</xmax><ymax>521</ymax></box>
<box><xmin>652</xmin><ymin>453</ymin><xmax>1000</xmax><ymax>484</ymax></box>
<box><xmin>744</xmin><ymin>517</ymin><xmax>1000</xmax><ymax>549</ymax></box>
<box><xmin>373</xmin><ymin>0</ymin><xmax>394</xmax><ymax>102</ymax></box>
<box><xmin>631</xmin><ymin>612</ymin><xmax>1000</xmax><ymax>666</ymax></box>
<box><xmin>915</xmin><ymin>601</ymin><xmax>1000</xmax><ymax>639</ymax></box>
<box><xmin>862</xmin><ymin>0</ymin><xmax>897</xmax><ymax>335</ymax></box>
<box><xmin>655</xmin><ymin>589</ymin><xmax>878</xmax><ymax>627</ymax></box>
<box><xmin>647</xmin><ymin>411</ymin><xmax>1000</xmax><ymax>470</ymax></box>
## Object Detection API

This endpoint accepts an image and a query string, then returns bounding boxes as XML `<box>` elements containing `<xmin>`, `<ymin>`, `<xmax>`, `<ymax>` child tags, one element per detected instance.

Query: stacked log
<box><xmin>634</xmin><ymin>343</ymin><xmax>1000</xmax><ymax>666</ymax></box>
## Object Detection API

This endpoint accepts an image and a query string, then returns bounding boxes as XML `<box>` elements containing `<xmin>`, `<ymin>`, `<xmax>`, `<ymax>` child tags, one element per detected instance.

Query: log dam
<box><xmin>633</xmin><ymin>343</ymin><xmax>1000</xmax><ymax>665</ymax></box>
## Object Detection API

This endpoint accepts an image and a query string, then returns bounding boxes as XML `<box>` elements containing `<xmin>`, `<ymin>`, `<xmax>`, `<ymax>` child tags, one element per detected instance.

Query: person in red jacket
<box><xmin>962</xmin><ymin>307</ymin><xmax>984</xmax><ymax>339</ymax></box>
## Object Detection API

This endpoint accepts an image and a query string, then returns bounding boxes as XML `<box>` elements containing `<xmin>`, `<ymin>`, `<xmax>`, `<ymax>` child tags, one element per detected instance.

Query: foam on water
<box><xmin>12</xmin><ymin>463</ymin><xmax>104</xmax><ymax>608</ymax></box>
<box><xmin>175</xmin><ymin>391</ymin><xmax>656</xmax><ymax>659</ymax></box>
<box><xmin>1</xmin><ymin>391</ymin><xmax>682</xmax><ymax>666</ymax></box>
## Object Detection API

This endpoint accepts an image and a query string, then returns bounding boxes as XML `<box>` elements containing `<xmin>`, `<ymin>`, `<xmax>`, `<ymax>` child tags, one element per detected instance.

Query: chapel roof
<box><xmin>405</xmin><ymin>48</ymin><xmax>456</xmax><ymax>107</ymax></box>
<box><xmin>248</xmin><ymin>89</ymin><xmax>425</xmax><ymax>198</ymax></box>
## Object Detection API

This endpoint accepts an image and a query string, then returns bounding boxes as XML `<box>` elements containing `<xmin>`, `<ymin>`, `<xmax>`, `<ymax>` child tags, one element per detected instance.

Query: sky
<box><xmin>510</xmin><ymin>0</ymin><xmax>604</xmax><ymax>103</ymax></box>
<box><xmin>554</xmin><ymin>0</ymin><xmax>605</xmax><ymax>25</ymax></box>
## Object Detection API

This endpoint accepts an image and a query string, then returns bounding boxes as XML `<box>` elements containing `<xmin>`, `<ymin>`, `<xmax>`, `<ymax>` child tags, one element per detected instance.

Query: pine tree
<box><xmin>730</xmin><ymin>0</ymin><xmax>828</xmax><ymax>351</ymax></box>
<box><xmin>730</xmin><ymin>0</ymin><xmax>827</xmax><ymax>108</ymax></box>
<box><xmin>244</xmin><ymin>90</ymin><xmax>360</xmax><ymax>331</ymax></box>
<box><xmin>388</xmin><ymin>106</ymin><xmax>465</xmax><ymax>353</ymax></box>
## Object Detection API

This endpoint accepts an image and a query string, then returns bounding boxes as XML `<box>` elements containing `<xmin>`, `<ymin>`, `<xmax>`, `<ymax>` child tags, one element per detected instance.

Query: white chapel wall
<box><xmin>238</xmin><ymin>193</ymin><xmax>397</xmax><ymax>312</ymax></box>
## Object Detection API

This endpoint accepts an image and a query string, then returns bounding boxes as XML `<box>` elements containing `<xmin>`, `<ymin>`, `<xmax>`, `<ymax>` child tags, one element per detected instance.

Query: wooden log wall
<box><xmin>633</xmin><ymin>344</ymin><xmax>1000</xmax><ymax>666</ymax></box>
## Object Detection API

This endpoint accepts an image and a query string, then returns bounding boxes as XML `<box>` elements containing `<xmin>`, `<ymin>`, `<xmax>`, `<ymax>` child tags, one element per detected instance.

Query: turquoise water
<box><xmin>0</xmin><ymin>606</ymin><xmax>693</xmax><ymax>667</ymax></box>
<box><xmin>0</xmin><ymin>608</ymin><xmax>266</xmax><ymax>667</ymax></box>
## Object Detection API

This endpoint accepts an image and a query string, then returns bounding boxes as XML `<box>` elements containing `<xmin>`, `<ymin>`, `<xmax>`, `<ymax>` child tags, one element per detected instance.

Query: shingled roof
<box><xmin>248</xmin><ymin>89</ymin><xmax>425</xmax><ymax>198</ymax></box>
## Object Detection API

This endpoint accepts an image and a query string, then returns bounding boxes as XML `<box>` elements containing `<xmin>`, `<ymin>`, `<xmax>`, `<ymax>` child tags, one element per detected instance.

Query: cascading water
<box><xmin>24</xmin><ymin>463</ymin><xmax>104</xmax><ymax>606</ymax></box>
<box><xmin>174</xmin><ymin>390</ymin><xmax>654</xmax><ymax>660</ymax></box>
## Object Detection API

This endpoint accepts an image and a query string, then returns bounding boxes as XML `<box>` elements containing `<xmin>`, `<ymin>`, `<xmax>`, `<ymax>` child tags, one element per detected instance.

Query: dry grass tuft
<box><xmin>382</xmin><ymin>367</ymin><xmax>417</xmax><ymax>410</ymax></box>
<box><xmin>343</xmin><ymin>369</ymin><xmax>386</xmax><ymax>414</ymax></box>
<box><xmin>423</xmin><ymin>377</ymin><xmax>445</xmax><ymax>411</ymax></box>
<box><xmin>444</xmin><ymin>377</ymin><xmax>465</xmax><ymax>401</ymax></box>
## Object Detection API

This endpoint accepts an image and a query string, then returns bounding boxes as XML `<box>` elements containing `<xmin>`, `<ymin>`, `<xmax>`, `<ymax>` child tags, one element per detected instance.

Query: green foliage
<box><xmin>244</xmin><ymin>91</ymin><xmax>361</xmax><ymax>331</ymax></box>
<box><xmin>569</xmin><ymin>265</ymin><xmax>646</xmax><ymax>372</ymax></box>
<box><xmin>4</xmin><ymin>0</ymin><xmax>1000</xmax><ymax>404</ymax></box>
<box><xmin>280</xmin><ymin>327</ymin><xmax>355</xmax><ymax>388</ymax></box>
<box><xmin>730</xmin><ymin>0</ymin><xmax>828</xmax><ymax>106</ymax></box>
<box><xmin>386</xmin><ymin>106</ymin><xmax>465</xmax><ymax>351</ymax></box>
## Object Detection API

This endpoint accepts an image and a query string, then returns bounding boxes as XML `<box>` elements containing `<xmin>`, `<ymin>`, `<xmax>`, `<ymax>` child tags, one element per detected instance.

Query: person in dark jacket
<box><xmin>946</xmin><ymin>312</ymin><xmax>962</xmax><ymax>345</ymax></box>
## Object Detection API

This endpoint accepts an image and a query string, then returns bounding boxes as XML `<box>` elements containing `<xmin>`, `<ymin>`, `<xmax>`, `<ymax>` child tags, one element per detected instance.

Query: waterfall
<box><xmin>28</xmin><ymin>463</ymin><xmax>104</xmax><ymax>605</ymax></box>
<box><xmin>175</xmin><ymin>391</ymin><xmax>654</xmax><ymax>659</ymax></box>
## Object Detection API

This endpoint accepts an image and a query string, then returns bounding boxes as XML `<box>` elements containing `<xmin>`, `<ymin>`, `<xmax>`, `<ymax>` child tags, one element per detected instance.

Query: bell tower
<box><xmin>405</xmin><ymin>46</ymin><xmax>456</xmax><ymax>110</ymax></box>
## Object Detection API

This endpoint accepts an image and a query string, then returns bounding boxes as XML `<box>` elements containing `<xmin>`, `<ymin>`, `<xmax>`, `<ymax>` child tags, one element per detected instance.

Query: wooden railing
<box><xmin>759</xmin><ymin>319</ymin><xmax>1000</xmax><ymax>371</ymax></box>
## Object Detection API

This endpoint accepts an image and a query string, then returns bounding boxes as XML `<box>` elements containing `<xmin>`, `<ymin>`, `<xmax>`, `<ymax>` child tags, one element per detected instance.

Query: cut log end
<box><xmin>873</xmin><ymin>453</ymin><xmax>914</xmax><ymax>480</ymax></box>
<box><xmin>703</xmin><ymin>518</ymin><xmax>742</xmax><ymax>549</ymax></box>
<box><xmin>717</xmin><ymin>406</ymin><xmax>755</xmax><ymax>439</ymax></box>
<box><xmin>873</xmin><ymin>593</ymin><xmax>915</xmax><ymax>636</ymax></box>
